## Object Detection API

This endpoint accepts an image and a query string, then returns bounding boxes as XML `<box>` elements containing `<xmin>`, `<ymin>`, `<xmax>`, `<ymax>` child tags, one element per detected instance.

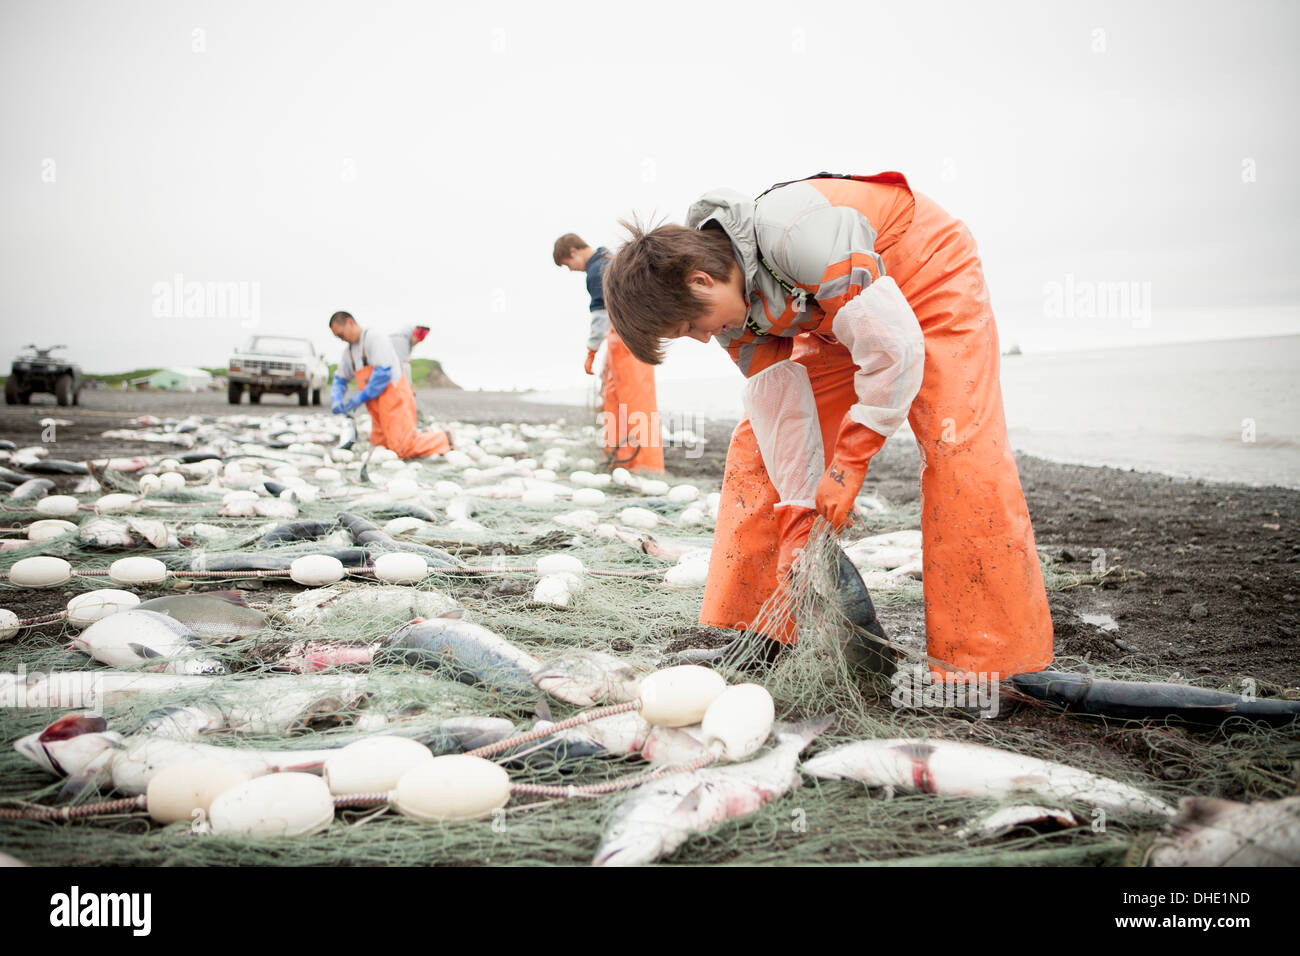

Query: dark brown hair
<box><xmin>328</xmin><ymin>311</ymin><xmax>354</xmax><ymax>328</ymax></box>
<box><xmin>603</xmin><ymin>219</ymin><xmax>737</xmax><ymax>365</ymax></box>
<box><xmin>552</xmin><ymin>233</ymin><xmax>589</xmax><ymax>266</ymax></box>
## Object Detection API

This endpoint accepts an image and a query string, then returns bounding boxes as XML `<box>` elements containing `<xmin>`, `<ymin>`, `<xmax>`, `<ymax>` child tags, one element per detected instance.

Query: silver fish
<box><xmin>1147</xmin><ymin>795</ymin><xmax>1300</xmax><ymax>866</ymax></box>
<box><xmin>800</xmin><ymin>738</ymin><xmax>1175</xmax><ymax>818</ymax></box>
<box><xmin>531</xmin><ymin>650</ymin><xmax>651</xmax><ymax>706</ymax></box>
<box><xmin>70</xmin><ymin>609</ymin><xmax>227</xmax><ymax>675</ymax></box>
<box><xmin>593</xmin><ymin>717</ymin><xmax>831</xmax><ymax>866</ymax></box>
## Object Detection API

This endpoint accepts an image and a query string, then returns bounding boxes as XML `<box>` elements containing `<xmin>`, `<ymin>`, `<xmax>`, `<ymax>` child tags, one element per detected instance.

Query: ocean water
<box><xmin>525</xmin><ymin>335</ymin><xmax>1300</xmax><ymax>489</ymax></box>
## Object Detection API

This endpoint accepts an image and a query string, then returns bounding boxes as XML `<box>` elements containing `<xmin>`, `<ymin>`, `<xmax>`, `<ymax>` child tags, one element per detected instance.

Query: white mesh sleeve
<box><xmin>741</xmin><ymin>360</ymin><xmax>825</xmax><ymax>509</ymax></box>
<box><xmin>829</xmin><ymin>276</ymin><xmax>925</xmax><ymax>437</ymax></box>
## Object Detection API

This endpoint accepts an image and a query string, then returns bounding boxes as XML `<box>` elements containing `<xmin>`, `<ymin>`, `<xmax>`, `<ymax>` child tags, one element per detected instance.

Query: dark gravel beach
<box><xmin>3</xmin><ymin>386</ymin><xmax>1298</xmax><ymax>689</ymax></box>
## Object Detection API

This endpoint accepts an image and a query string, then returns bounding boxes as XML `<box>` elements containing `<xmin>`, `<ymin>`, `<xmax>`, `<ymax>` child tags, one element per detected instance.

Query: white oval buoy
<box><xmin>521</xmin><ymin>488</ymin><xmax>555</xmax><ymax>505</ymax></box>
<box><xmin>533</xmin><ymin>574</ymin><xmax>572</xmax><ymax>607</ymax></box>
<box><xmin>386</xmin><ymin>477</ymin><xmax>420</xmax><ymax>500</ymax></box>
<box><xmin>667</xmin><ymin>484</ymin><xmax>700</xmax><ymax>503</ymax></box>
<box><xmin>27</xmin><ymin>519</ymin><xmax>77</xmax><ymax>543</ymax></box>
<box><xmin>536</xmin><ymin>554</ymin><xmax>584</xmax><ymax>577</ymax></box>
<box><xmin>330</xmin><ymin>448</ymin><xmax>355</xmax><ymax>464</ymax></box>
<box><xmin>533</xmin><ymin>468</ymin><xmax>557</xmax><ymax>482</ymax></box>
<box><xmin>273</xmin><ymin>465</ymin><xmax>300</xmax><ymax>480</ymax></box>
<box><xmin>700</xmin><ymin>684</ymin><xmax>775</xmax><ymax>761</ymax></box>
<box><xmin>637</xmin><ymin>665</ymin><xmax>728</xmax><ymax>727</ymax></box>
<box><xmin>571</xmin><ymin>488</ymin><xmax>605</xmax><ymax>507</ymax></box>
<box><xmin>553</xmin><ymin>571</ymin><xmax>584</xmax><ymax>595</ymax></box>
<box><xmin>383</xmin><ymin>516</ymin><xmax>427</xmax><ymax>537</ymax></box>
<box><xmin>109</xmin><ymin>556</ymin><xmax>167</xmax><ymax>586</ymax></box>
<box><xmin>67</xmin><ymin>589</ymin><xmax>140</xmax><ymax>628</ymax></box>
<box><xmin>147</xmin><ymin>760</ymin><xmax>254</xmax><ymax>825</ymax></box>
<box><xmin>208</xmin><ymin>773</ymin><xmax>335</xmax><ymax>838</ymax></box>
<box><xmin>678</xmin><ymin>505</ymin><xmax>707</xmax><ymax>526</ymax></box>
<box><xmin>35</xmin><ymin>495</ymin><xmax>79</xmax><ymax>517</ymax></box>
<box><xmin>432</xmin><ymin>480</ymin><xmax>462</xmax><ymax>499</ymax></box>
<box><xmin>619</xmin><ymin>507</ymin><xmax>658</xmax><ymax>529</ymax></box>
<box><xmin>222</xmin><ymin>490</ymin><xmax>258</xmax><ymax>505</ymax></box>
<box><xmin>640</xmin><ymin>479</ymin><xmax>670</xmax><ymax>496</ymax></box>
<box><xmin>95</xmin><ymin>493</ymin><xmax>138</xmax><ymax>515</ymax></box>
<box><xmin>159</xmin><ymin>472</ymin><xmax>186</xmax><ymax>492</ymax></box>
<box><xmin>373</xmin><ymin>552</ymin><xmax>427</xmax><ymax>584</ymax></box>
<box><xmin>8</xmin><ymin>556</ymin><xmax>72</xmax><ymax>589</ymax></box>
<box><xmin>313</xmin><ymin>467</ymin><xmax>341</xmax><ymax>485</ymax></box>
<box><xmin>0</xmin><ymin>608</ymin><xmax>19</xmax><ymax>639</ymax></box>
<box><xmin>290</xmin><ymin>554</ymin><xmax>345</xmax><ymax>587</ymax></box>
<box><xmin>664</xmin><ymin>562</ymin><xmax>709</xmax><ymax>588</ymax></box>
<box><xmin>137</xmin><ymin>474</ymin><xmax>162</xmax><ymax>496</ymax></box>
<box><xmin>370</xmin><ymin>448</ymin><xmax>399</xmax><ymax>465</ymax></box>
<box><xmin>611</xmin><ymin>467</ymin><xmax>636</xmax><ymax>487</ymax></box>
<box><xmin>323</xmin><ymin>736</ymin><xmax>435</xmax><ymax>795</ymax></box>
<box><xmin>393</xmin><ymin>755</ymin><xmax>510</xmax><ymax>822</ymax></box>
<box><xmin>159</xmin><ymin>458</ymin><xmax>180</xmax><ymax>471</ymax></box>
<box><xmin>443</xmin><ymin>450</ymin><xmax>473</xmax><ymax>468</ymax></box>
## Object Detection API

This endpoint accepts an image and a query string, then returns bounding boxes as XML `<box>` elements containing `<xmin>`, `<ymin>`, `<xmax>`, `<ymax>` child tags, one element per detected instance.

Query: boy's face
<box><xmin>331</xmin><ymin>319</ymin><xmax>361</xmax><ymax>345</ymax></box>
<box><xmin>561</xmin><ymin>250</ymin><xmax>584</xmax><ymax>272</ymax></box>
<box><xmin>671</xmin><ymin>263</ymin><xmax>748</xmax><ymax>343</ymax></box>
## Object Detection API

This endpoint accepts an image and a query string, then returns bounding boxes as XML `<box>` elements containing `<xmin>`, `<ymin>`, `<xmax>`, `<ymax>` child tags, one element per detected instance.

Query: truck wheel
<box><xmin>228</xmin><ymin>382</ymin><xmax>244</xmax><ymax>405</ymax></box>
<box><xmin>311</xmin><ymin>388</ymin><xmax>321</xmax><ymax>406</ymax></box>
<box><xmin>55</xmin><ymin>375</ymin><xmax>73</xmax><ymax>406</ymax></box>
<box><xmin>298</xmin><ymin>386</ymin><xmax>309</xmax><ymax>406</ymax></box>
<box><xmin>249</xmin><ymin>389</ymin><xmax>261</xmax><ymax>405</ymax></box>
<box><xmin>4</xmin><ymin>378</ymin><xmax>17</xmax><ymax>405</ymax></box>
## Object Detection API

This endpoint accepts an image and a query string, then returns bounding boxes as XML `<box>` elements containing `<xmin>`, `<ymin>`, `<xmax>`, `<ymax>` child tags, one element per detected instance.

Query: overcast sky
<box><xmin>2</xmin><ymin>0</ymin><xmax>1297</xmax><ymax>389</ymax></box>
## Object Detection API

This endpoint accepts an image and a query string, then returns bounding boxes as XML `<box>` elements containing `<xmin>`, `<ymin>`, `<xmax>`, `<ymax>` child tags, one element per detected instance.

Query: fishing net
<box><xmin>0</xmin><ymin>418</ymin><xmax>1296</xmax><ymax>867</ymax></box>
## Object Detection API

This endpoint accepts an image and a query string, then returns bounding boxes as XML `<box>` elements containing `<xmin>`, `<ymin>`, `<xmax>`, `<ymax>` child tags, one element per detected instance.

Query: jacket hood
<box><xmin>685</xmin><ymin>188</ymin><xmax>759</xmax><ymax>297</ymax></box>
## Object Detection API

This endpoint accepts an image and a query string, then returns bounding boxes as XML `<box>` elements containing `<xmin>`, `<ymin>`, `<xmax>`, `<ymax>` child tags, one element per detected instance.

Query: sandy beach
<box><xmin>3</xmin><ymin>386</ymin><xmax>1297</xmax><ymax>688</ymax></box>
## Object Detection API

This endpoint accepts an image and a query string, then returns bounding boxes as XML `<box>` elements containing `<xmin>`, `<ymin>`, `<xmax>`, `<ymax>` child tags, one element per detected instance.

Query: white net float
<box><xmin>109</xmin><ymin>557</ymin><xmax>167</xmax><ymax>586</ymax></box>
<box><xmin>701</xmin><ymin>684</ymin><xmax>775</xmax><ymax>762</ymax></box>
<box><xmin>95</xmin><ymin>493</ymin><xmax>138</xmax><ymax>515</ymax></box>
<box><xmin>533</xmin><ymin>574</ymin><xmax>572</xmax><ymax>607</ymax></box>
<box><xmin>209</xmin><ymin>773</ymin><xmax>335</xmax><ymax>838</ymax></box>
<box><xmin>147</xmin><ymin>760</ymin><xmax>254</xmax><ymax>825</ymax></box>
<box><xmin>0</xmin><ymin>609</ymin><xmax>19</xmax><ymax>639</ymax></box>
<box><xmin>393</xmin><ymin>755</ymin><xmax>510</xmax><ymax>823</ymax></box>
<box><xmin>571</xmin><ymin>488</ymin><xmax>605</xmax><ymax>507</ymax></box>
<box><xmin>27</xmin><ymin>519</ymin><xmax>77</xmax><ymax>543</ymax></box>
<box><xmin>637</xmin><ymin>665</ymin><xmax>728</xmax><ymax>728</ymax></box>
<box><xmin>290</xmin><ymin>554</ymin><xmax>345</xmax><ymax>587</ymax></box>
<box><xmin>323</xmin><ymin>736</ymin><xmax>435</xmax><ymax>796</ymax></box>
<box><xmin>67</xmin><ymin>589</ymin><xmax>140</xmax><ymax>628</ymax></box>
<box><xmin>619</xmin><ymin>507</ymin><xmax>658</xmax><ymax>529</ymax></box>
<box><xmin>373</xmin><ymin>552</ymin><xmax>428</xmax><ymax>584</ymax></box>
<box><xmin>35</xmin><ymin>495</ymin><xmax>79</xmax><ymax>517</ymax></box>
<box><xmin>536</xmin><ymin>554</ymin><xmax>584</xmax><ymax>577</ymax></box>
<box><xmin>9</xmin><ymin>556</ymin><xmax>72</xmax><ymax>589</ymax></box>
<box><xmin>667</xmin><ymin>484</ymin><xmax>700</xmax><ymax>503</ymax></box>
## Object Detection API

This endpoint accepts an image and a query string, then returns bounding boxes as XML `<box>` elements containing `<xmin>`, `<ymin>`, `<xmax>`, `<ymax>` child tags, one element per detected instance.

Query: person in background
<box><xmin>554</xmin><ymin>233</ymin><xmax>664</xmax><ymax>473</ymax></box>
<box><xmin>390</xmin><ymin>325</ymin><xmax>431</xmax><ymax>428</ymax></box>
<box><xmin>328</xmin><ymin>311</ymin><xmax>451</xmax><ymax>459</ymax></box>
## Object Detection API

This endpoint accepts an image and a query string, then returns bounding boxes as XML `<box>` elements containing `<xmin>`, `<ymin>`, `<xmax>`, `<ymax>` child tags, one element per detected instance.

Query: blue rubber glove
<box><xmin>330</xmin><ymin>375</ymin><xmax>348</xmax><ymax>407</ymax></box>
<box><xmin>355</xmin><ymin>364</ymin><xmax>393</xmax><ymax>404</ymax></box>
<box><xmin>343</xmin><ymin>394</ymin><xmax>363</xmax><ymax>413</ymax></box>
<box><xmin>331</xmin><ymin>399</ymin><xmax>346</xmax><ymax>415</ymax></box>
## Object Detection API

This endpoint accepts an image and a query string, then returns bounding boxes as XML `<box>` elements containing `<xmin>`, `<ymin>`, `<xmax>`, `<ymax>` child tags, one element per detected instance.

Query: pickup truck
<box><xmin>227</xmin><ymin>336</ymin><xmax>329</xmax><ymax>405</ymax></box>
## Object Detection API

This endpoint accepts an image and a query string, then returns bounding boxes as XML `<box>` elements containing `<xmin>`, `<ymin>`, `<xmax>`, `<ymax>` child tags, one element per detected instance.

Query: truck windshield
<box><xmin>243</xmin><ymin>337</ymin><xmax>313</xmax><ymax>356</ymax></box>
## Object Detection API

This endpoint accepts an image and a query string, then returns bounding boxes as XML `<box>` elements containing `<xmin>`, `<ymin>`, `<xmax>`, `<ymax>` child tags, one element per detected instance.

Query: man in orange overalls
<box><xmin>602</xmin><ymin>173</ymin><xmax>1053</xmax><ymax>681</ymax></box>
<box><xmin>555</xmin><ymin>233</ymin><xmax>664</xmax><ymax>473</ymax></box>
<box><xmin>328</xmin><ymin>311</ymin><xmax>451</xmax><ymax>459</ymax></box>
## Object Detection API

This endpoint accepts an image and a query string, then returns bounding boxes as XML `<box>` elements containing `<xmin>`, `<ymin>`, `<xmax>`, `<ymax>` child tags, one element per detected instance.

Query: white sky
<box><xmin>2</xmin><ymin>0</ymin><xmax>1297</xmax><ymax>389</ymax></box>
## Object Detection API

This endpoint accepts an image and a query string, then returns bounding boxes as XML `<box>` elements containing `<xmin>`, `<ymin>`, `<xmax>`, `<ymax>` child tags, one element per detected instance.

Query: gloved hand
<box><xmin>774</xmin><ymin>505</ymin><xmax>817</xmax><ymax>582</ymax></box>
<box><xmin>331</xmin><ymin>399</ymin><xmax>346</xmax><ymax>415</ymax></box>
<box><xmin>584</xmin><ymin>349</ymin><xmax>597</xmax><ymax>375</ymax></box>
<box><xmin>815</xmin><ymin>413</ymin><xmax>887</xmax><ymax>531</ymax></box>
<box><xmin>343</xmin><ymin>394</ymin><xmax>363</xmax><ymax>413</ymax></box>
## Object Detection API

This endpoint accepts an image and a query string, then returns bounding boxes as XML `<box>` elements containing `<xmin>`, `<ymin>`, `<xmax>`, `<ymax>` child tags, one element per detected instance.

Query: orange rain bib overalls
<box><xmin>354</xmin><ymin>349</ymin><xmax>450</xmax><ymax>460</ymax></box>
<box><xmin>601</xmin><ymin>328</ymin><xmax>665</xmax><ymax>474</ymax></box>
<box><xmin>698</xmin><ymin>173</ymin><xmax>1053</xmax><ymax>678</ymax></box>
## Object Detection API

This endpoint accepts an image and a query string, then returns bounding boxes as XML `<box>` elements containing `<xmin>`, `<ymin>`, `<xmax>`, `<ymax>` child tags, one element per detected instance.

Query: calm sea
<box><xmin>525</xmin><ymin>335</ymin><xmax>1300</xmax><ymax>489</ymax></box>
